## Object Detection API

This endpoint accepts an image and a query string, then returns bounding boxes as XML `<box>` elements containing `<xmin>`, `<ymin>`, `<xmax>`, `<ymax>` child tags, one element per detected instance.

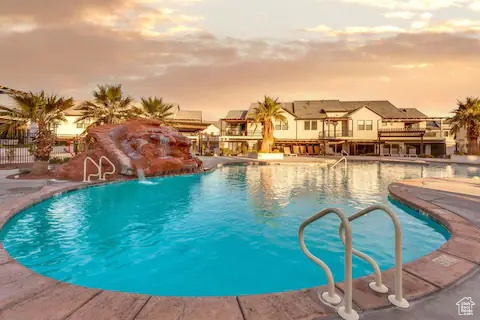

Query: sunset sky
<box><xmin>1</xmin><ymin>0</ymin><xmax>479</xmax><ymax>119</ymax></box>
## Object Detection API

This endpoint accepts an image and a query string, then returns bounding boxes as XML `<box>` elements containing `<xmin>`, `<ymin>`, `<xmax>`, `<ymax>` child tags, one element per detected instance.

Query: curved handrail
<box><xmin>339</xmin><ymin>205</ymin><xmax>409</xmax><ymax>309</ymax></box>
<box><xmin>299</xmin><ymin>208</ymin><xmax>358</xmax><ymax>320</ymax></box>
<box><xmin>99</xmin><ymin>156</ymin><xmax>116</xmax><ymax>180</ymax></box>
<box><xmin>332</xmin><ymin>156</ymin><xmax>347</xmax><ymax>168</ymax></box>
<box><xmin>341</xmin><ymin>150</ymin><xmax>349</xmax><ymax>156</ymax></box>
<box><xmin>83</xmin><ymin>157</ymin><xmax>100</xmax><ymax>182</ymax></box>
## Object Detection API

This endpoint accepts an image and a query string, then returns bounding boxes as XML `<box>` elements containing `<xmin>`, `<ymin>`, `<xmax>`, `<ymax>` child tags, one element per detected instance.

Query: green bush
<box><xmin>221</xmin><ymin>148</ymin><xmax>230</xmax><ymax>156</ymax></box>
<box><xmin>49</xmin><ymin>157</ymin><xmax>71</xmax><ymax>164</ymax></box>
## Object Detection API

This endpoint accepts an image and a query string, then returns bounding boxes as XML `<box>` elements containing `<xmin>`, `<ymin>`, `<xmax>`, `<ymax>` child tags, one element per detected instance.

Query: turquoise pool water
<box><xmin>2</xmin><ymin>162</ymin><xmax>478</xmax><ymax>296</ymax></box>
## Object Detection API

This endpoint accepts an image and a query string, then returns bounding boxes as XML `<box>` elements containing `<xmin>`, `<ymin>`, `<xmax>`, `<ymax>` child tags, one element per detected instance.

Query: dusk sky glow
<box><xmin>1</xmin><ymin>0</ymin><xmax>479</xmax><ymax>119</ymax></box>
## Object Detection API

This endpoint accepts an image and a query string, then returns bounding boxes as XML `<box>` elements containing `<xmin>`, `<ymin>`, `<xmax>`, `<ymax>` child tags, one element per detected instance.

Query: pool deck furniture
<box><xmin>0</xmin><ymin>164</ymin><xmax>479</xmax><ymax>319</ymax></box>
<box><xmin>283</xmin><ymin>147</ymin><xmax>298</xmax><ymax>157</ymax></box>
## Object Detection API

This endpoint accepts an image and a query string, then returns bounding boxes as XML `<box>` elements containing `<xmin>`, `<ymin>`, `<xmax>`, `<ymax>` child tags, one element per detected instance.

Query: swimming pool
<box><xmin>1</xmin><ymin>162</ymin><xmax>478</xmax><ymax>296</ymax></box>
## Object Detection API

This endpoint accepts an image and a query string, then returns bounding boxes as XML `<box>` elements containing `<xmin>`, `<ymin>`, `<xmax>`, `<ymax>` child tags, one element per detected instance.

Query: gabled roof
<box><xmin>426</xmin><ymin>121</ymin><xmax>441</xmax><ymax>129</ymax></box>
<box><xmin>341</xmin><ymin>101</ymin><xmax>406</xmax><ymax>119</ymax></box>
<box><xmin>293</xmin><ymin>100</ymin><xmax>344</xmax><ymax>119</ymax></box>
<box><xmin>224</xmin><ymin>110</ymin><xmax>248</xmax><ymax>120</ymax></box>
<box><xmin>208</xmin><ymin>121</ymin><xmax>221</xmax><ymax>129</ymax></box>
<box><xmin>171</xmin><ymin>110</ymin><xmax>202</xmax><ymax>122</ymax></box>
<box><xmin>398</xmin><ymin>108</ymin><xmax>427</xmax><ymax>119</ymax></box>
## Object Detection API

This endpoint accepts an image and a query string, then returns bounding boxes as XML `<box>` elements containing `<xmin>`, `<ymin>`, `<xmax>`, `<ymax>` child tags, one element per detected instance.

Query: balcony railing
<box><xmin>378</xmin><ymin>128</ymin><xmax>426</xmax><ymax>133</ymax></box>
<box><xmin>221</xmin><ymin>130</ymin><xmax>261</xmax><ymax>137</ymax></box>
<box><xmin>319</xmin><ymin>130</ymin><xmax>353</xmax><ymax>139</ymax></box>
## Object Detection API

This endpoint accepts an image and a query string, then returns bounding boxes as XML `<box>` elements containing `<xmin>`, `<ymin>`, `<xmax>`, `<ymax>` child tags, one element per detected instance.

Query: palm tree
<box><xmin>0</xmin><ymin>91</ymin><xmax>74</xmax><ymax>174</ymax></box>
<box><xmin>139</xmin><ymin>96</ymin><xmax>175</xmax><ymax>123</ymax></box>
<box><xmin>249</xmin><ymin>96</ymin><xmax>287</xmax><ymax>153</ymax></box>
<box><xmin>449</xmin><ymin>97</ymin><xmax>480</xmax><ymax>155</ymax></box>
<box><xmin>76</xmin><ymin>84</ymin><xmax>134</xmax><ymax>128</ymax></box>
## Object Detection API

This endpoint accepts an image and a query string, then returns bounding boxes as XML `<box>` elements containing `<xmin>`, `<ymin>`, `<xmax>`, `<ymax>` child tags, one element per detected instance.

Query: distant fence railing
<box><xmin>0</xmin><ymin>134</ymin><xmax>84</xmax><ymax>165</ymax></box>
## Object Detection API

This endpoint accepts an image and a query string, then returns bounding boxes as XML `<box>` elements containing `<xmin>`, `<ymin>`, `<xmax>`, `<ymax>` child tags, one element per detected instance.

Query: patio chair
<box><xmin>293</xmin><ymin>146</ymin><xmax>301</xmax><ymax>155</ymax></box>
<box><xmin>307</xmin><ymin>146</ymin><xmax>314</xmax><ymax>155</ymax></box>
<box><xmin>407</xmin><ymin>149</ymin><xmax>418</xmax><ymax>157</ymax></box>
<box><xmin>314</xmin><ymin>145</ymin><xmax>320</xmax><ymax>154</ymax></box>
<box><xmin>284</xmin><ymin>147</ymin><xmax>298</xmax><ymax>157</ymax></box>
<box><xmin>299</xmin><ymin>145</ymin><xmax>306</xmax><ymax>155</ymax></box>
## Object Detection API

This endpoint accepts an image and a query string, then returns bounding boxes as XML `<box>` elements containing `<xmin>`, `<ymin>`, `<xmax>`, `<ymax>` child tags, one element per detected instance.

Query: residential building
<box><xmin>220</xmin><ymin>100</ymin><xmax>455</xmax><ymax>156</ymax></box>
<box><xmin>165</xmin><ymin>106</ymin><xmax>218</xmax><ymax>153</ymax></box>
<box><xmin>55</xmin><ymin>107</ymin><xmax>89</xmax><ymax>139</ymax></box>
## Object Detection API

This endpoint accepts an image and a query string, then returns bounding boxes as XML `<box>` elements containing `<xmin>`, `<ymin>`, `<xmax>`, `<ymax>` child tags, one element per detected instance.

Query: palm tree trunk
<box><xmin>32</xmin><ymin>120</ymin><xmax>53</xmax><ymax>175</ymax></box>
<box><xmin>260</xmin><ymin>120</ymin><xmax>274</xmax><ymax>153</ymax></box>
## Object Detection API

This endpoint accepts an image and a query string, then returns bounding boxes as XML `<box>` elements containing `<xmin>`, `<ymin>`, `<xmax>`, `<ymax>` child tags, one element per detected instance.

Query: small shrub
<box><xmin>221</xmin><ymin>148</ymin><xmax>230</xmax><ymax>156</ymax></box>
<box><xmin>6</xmin><ymin>147</ymin><xmax>15</xmax><ymax>161</ymax></box>
<box><xmin>49</xmin><ymin>157</ymin><xmax>71</xmax><ymax>164</ymax></box>
<box><xmin>419</xmin><ymin>154</ymin><xmax>434</xmax><ymax>158</ymax></box>
<box><xmin>272</xmin><ymin>149</ymin><xmax>280</xmax><ymax>153</ymax></box>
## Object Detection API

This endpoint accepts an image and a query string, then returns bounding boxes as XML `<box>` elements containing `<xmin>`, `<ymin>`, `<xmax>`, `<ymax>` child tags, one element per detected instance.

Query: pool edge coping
<box><xmin>0</xmin><ymin>176</ymin><xmax>479</xmax><ymax>319</ymax></box>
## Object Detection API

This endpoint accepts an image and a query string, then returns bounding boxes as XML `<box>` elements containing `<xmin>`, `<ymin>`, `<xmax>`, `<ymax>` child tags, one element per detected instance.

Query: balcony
<box><xmin>221</xmin><ymin>130</ymin><xmax>261</xmax><ymax>137</ymax></box>
<box><xmin>319</xmin><ymin>130</ymin><xmax>353</xmax><ymax>139</ymax></box>
<box><xmin>378</xmin><ymin>128</ymin><xmax>426</xmax><ymax>137</ymax></box>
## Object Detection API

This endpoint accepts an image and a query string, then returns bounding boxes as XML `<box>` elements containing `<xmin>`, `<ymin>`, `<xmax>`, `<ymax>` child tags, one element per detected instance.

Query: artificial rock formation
<box><xmin>55</xmin><ymin>119</ymin><xmax>202</xmax><ymax>181</ymax></box>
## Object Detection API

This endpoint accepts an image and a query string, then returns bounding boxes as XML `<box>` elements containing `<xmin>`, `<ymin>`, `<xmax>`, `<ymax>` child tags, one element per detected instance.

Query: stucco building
<box><xmin>220</xmin><ymin>100</ymin><xmax>455</xmax><ymax>156</ymax></box>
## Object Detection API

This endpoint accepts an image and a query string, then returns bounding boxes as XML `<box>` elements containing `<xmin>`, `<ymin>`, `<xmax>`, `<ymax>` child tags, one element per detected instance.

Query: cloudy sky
<box><xmin>1</xmin><ymin>0</ymin><xmax>479</xmax><ymax>119</ymax></box>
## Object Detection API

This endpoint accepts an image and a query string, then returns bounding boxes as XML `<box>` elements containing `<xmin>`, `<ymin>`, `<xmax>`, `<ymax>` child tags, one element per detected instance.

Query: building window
<box><xmin>275</xmin><ymin>121</ymin><xmax>289</xmax><ymax>130</ymax></box>
<box><xmin>358</xmin><ymin>120</ymin><xmax>365</xmax><ymax>130</ymax></box>
<box><xmin>304</xmin><ymin>121</ymin><xmax>310</xmax><ymax>130</ymax></box>
<box><xmin>444</xmin><ymin>131</ymin><xmax>449</xmax><ymax>137</ymax></box>
<box><xmin>76</xmin><ymin>122</ymin><xmax>89</xmax><ymax>129</ymax></box>
<box><xmin>366</xmin><ymin>120</ymin><xmax>373</xmax><ymax>130</ymax></box>
<box><xmin>304</xmin><ymin>120</ymin><xmax>318</xmax><ymax>130</ymax></box>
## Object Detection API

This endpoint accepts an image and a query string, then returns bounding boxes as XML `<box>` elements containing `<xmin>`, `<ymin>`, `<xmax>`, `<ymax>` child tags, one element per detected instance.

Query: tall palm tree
<box><xmin>249</xmin><ymin>96</ymin><xmax>287</xmax><ymax>153</ymax></box>
<box><xmin>0</xmin><ymin>91</ymin><xmax>74</xmax><ymax>174</ymax></box>
<box><xmin>449</xmin><ymin>97</ymin><xmax>480</xmax><ymax>155</ymax></box>
<box><xmin>139</xmin><ymin>96</ymin><xmax>175</xmax><ymax>123</ymax></box>
<box><xmin>76</xmin><ymin>84</ymin><xmax>134</xmax><ymax>128</ymax></box>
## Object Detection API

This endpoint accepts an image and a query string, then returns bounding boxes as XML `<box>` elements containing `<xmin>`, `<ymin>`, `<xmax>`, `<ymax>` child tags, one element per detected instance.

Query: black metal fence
<box><xmin>0</xmin><ymin>134</ymin><xmax>74</xmax><ymax>165</ymax></box>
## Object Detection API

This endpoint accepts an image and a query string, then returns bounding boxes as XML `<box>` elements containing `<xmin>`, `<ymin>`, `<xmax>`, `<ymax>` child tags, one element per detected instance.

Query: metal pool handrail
<box><xmin>99</xmin><ymin>156</ymin><xmax>116</xmax><ymax>180</ymax></box>
<box><xmin>83</xmin><ymin>156</ymin><xmax>116</xmax><ymax>182</ymax></box>
<box><xmin>332</xmin><ymin>156</ymin><xmax>347</xmax><ymax>169</ymax></box>
<box><xmin>83</xmin><ymin>157</ymin><xmax>101</xmax><ymax>182</ymax></box>
<box><xmin>299</xmin><ymin>208</ymin><xmax>359</xmax><ymax>320</ymax></box>
<box><xmin>338</xmin><ymin>204</ymin><xmax>410</xmax><ymax>309</ymax></box>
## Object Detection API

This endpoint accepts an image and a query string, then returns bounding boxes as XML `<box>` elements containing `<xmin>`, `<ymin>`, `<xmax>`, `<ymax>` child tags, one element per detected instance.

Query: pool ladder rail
<box><xmin>331</xmin><ymin>150</ymin><xmax>348</xmax><ymax>169</ymax></box>
<box><xmin>83</xmin><ymin>156</ymin><xmax>116</xmax><ymax>182</ymax></box>
<box><xmin>298</xmin><ymin>204</ymin><xmax>409</xmax><ymax>320</ymax></box>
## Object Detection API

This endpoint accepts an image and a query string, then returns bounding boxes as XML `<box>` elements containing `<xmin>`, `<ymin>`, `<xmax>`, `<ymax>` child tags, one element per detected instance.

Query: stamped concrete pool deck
<box><xmin>0</xmin><ymin>161</ymin><xmax>479</xmax><ymax>320</ymax></box>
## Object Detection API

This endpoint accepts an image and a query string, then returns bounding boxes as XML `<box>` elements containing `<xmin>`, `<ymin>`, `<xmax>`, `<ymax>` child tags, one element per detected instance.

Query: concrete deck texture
<box><xmin>0</xmin><ymin>160</ymin><xmax>479</xmax><ymax>320</ymax></box>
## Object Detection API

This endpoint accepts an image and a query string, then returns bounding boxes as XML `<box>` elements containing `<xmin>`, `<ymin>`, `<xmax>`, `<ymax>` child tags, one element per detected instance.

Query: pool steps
<box><xmin>299</xmin><ymin>204</ymin><xmax>409</xmax><ymax>320</ymax></box>
<box><xmin>83</xmin><ymin>156</ymin><xmax>116</xmax><ymax>182</ymax></box>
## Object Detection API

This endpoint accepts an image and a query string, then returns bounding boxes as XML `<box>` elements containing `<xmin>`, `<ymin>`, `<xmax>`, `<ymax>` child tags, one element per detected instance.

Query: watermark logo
<box><xmin>457</xmin><ymin>297</ymin><xmax>475</xmax><ymax>316</ymax></box>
